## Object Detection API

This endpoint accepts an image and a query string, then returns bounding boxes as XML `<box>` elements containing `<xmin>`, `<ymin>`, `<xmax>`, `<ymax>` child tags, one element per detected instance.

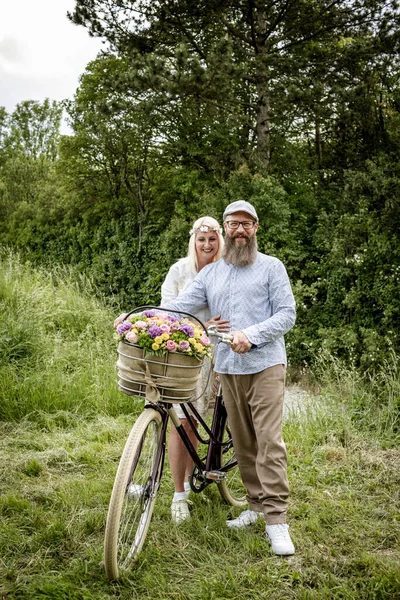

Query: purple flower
<box><xmin>179</xmin><ymin>323</ymin><xmax>194</xmax><ymax>337</ymax></box>
<box><xmin>117</xmin><ymin>322</ymin><xmax>133</xmax><ymax>335</ymax></box>
<box><xmin>179</xmin><ymin>340</ymin><xmax>190</xmax><ymax>351</ymax></box>
<box><xmin>143</xmin><ymin>310</ymin><xmax>157</xmax><ymax>318</ymax></box>
<box><xmin>148</xmin><ymin>325</ymin><xmax>163</xmax><ymax>339</ymax></box>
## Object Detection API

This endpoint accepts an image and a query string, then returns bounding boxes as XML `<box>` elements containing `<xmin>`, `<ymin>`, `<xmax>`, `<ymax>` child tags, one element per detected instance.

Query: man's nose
<box><xmin>236</xmin><ymin>223</ymin><xmax>246</xmax><ymax>231</ymax></box>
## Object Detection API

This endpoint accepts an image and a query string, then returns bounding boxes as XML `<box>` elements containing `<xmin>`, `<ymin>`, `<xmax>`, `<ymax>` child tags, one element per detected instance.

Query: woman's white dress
<box><xmin>161</xmin><ymin>257</ymin><xmax>214</xmax><ymax>419</ymax></box>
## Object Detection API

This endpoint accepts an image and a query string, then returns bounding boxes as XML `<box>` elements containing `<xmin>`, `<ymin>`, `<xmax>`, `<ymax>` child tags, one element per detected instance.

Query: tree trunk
<box><xmin>315</xmin><ymin>116</ymin><xmax>322</xmax><ymax>168</ymax></box>
<box><xmin>254</xmin><ymin>6</ymin><xmax>270</xmax><ymax>173</ymax></box>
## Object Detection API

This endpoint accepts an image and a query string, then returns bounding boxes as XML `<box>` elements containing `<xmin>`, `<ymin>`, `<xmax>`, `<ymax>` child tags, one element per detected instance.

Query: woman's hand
<box><xmin>113</xmin><ymin>313</ymin><xmax>127</xmax><ymax>330</ymax></box>
<box><xmin>205</xmin><ymin>314</ymin><xmax>231</xmax><ymax>332</ymax></box>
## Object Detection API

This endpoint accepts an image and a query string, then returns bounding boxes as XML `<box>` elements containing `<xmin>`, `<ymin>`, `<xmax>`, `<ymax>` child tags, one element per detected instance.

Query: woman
<box><xmin>161</xmin><ymin>216</ymin><xmax>230</xmax><ymax>524</ymax></box>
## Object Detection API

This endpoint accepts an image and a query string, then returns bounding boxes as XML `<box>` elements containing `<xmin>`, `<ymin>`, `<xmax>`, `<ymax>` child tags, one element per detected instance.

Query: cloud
<box><xmin>0</xmin><ymin>0</ymin><xmax>104</xmax><ymax>113</ymax></box>
<box><xmin>0</xmin><ymin>37</ymin><xmax>24</xmax><ymax>65</ymax></box>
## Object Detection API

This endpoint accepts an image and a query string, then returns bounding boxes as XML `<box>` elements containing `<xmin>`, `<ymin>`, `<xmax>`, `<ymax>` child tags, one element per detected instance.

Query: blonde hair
<box><xmin>187</xmin><ymin>216</ymin><xmax>224</xmax><ymax>273</ymax></box>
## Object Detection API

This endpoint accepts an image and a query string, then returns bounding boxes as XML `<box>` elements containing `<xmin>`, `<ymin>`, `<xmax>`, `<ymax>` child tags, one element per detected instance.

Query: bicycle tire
<box><xmin>104</xmin><ymin>408</ymin><xmax>163</xmax><ymax>580</ymax></box>
<box><xmin>217</xmin><ymin>416</ymin><xmax>247</xmax><ymax>507</ymax></box>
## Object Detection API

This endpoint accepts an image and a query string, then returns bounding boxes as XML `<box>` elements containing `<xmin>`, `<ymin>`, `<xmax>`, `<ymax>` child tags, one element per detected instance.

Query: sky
<box><xmin>0</xmin><ymin>0</ymin><xmax>104</xmax><ymax>116</ymax></box>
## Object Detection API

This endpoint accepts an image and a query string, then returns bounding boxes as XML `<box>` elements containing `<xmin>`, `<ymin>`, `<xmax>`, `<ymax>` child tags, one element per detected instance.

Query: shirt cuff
<box><xmin>241</xmin><ymin>326</ymin><xmax>268</xmax><ymax>346</ymax></box>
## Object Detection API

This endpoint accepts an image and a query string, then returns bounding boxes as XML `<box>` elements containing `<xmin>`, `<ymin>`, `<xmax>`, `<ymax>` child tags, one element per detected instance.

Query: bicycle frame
<box><xmin>141</xmin><ymin>383</ymin><xmax>237</xmax><ymax>497</ymax></box>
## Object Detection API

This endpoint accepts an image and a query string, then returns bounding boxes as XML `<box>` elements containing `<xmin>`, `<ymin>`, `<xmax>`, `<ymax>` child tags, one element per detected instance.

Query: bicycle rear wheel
<box><xmin>217</xmin><ymin>417</ymin><xmax>247</xmax><ymax>507</ymax></box>
<box><xmin>104</xmin><ymin>408</ymin><xmax>163</xmax><ymax>580</ymax></box>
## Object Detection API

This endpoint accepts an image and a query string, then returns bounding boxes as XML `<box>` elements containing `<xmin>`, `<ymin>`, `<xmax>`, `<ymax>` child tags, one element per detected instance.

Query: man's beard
<box><xmin>222</xmin><ymin>232</ymin><xmax>258</xmax><ymax>266</ymax></box>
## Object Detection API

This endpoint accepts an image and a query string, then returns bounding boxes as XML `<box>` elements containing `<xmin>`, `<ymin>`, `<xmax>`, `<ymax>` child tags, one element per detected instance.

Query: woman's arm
<box><xmin>160</xmin><ymin>262</ymin><xmax>180</xmax><ymax>304</ymax></box>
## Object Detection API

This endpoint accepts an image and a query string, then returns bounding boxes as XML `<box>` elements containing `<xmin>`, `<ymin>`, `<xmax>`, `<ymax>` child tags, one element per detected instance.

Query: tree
<box><xmin>7</xmin><ymin>99</ymin><xmax>62</xmax><ymax>161</ymax></box>
<box><xmin>61</xmin><ymin>54</ymin><xmax>163</xmax><ymax>252</ymax></box>
<box><xmin>69</xmin><ymin>0</ymin><xmax>400</xmax><ymax>172</ymax></box>
<box><xmin>0</xmin><ymin>100</ymin><xmax>63</xmax><ymax>244</ymax></box>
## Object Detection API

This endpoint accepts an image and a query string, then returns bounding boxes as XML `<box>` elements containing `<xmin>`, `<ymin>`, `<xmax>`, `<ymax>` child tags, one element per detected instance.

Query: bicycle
<box><xmin>104</xmin><ymin>307</ymin><xmax>246</xmax><ymax>580</ymax></box>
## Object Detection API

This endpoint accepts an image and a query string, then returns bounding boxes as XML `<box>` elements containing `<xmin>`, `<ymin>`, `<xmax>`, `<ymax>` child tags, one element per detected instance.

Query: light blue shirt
<box><xmin>165</xmin><ymin>252</ymin><xmax>296</xmax><ymax>375</ymax></box>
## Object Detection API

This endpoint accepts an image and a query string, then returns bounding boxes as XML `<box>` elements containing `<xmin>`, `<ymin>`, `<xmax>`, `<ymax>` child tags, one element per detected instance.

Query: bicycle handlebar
<box><xmin>207</xmin><ymin>325</ymin><xmax>267</xmax><ymax>353</ymax></box>
<box><xmin>207</xmin><ymin>326</ymin><xmax>233</xmax><ymax>346</ymax></box>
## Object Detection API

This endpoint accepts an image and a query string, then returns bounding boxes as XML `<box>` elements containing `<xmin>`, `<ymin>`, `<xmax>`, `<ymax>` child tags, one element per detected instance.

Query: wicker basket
<box><xmin>116</xmin><ymin>341</ymin><xmax>203</xmax><ymax>402</ymax></box>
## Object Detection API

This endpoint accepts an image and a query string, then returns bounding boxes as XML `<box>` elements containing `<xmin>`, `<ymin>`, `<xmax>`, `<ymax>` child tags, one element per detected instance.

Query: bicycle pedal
<box><xmin>204</xmin><ymin>470</ymin><xmax>226</xmax><ymax>482</ymax></box>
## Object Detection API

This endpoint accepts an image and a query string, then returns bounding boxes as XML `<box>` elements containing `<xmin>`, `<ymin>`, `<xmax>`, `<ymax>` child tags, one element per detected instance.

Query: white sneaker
<box><xmin>171</xmin><ymin>498</ymin><xmax>191</xmax><ymax>524</ymax></box>
<box><xmin>226</xmin><ymin>509</ymin><xmax>262</xmax><ymax>529</ymax></box>
<box><xmin>127</xmin><ymin>483</ymin><xmax>143</xmax><ymax>498</ymax></box>
<box><xmin>266</xmin><ymin>523</ymin><xmax>295</xmax><ymax>555</ymax></box>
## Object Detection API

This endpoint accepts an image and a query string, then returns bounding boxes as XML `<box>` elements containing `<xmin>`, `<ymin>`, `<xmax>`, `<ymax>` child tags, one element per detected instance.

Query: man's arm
<box><xmin>164</xmin><ymin>275</ymin><xmax>209</xmax><ymax>318</ymax></box>
<box><xmin>240</xmin><ymin>260</ymin><xmax>296</xmax><ymax>347</ymax></box>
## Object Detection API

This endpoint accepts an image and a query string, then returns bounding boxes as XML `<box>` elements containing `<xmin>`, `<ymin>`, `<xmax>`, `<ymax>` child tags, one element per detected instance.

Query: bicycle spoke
<box><xmin>104</xmin><ymin>409</ymin><xmax>163</xmax><ymax>580</ymax></box>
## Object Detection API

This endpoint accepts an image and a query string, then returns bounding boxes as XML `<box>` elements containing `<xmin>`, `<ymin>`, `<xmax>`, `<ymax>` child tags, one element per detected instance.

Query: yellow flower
<box><xmin>161</xmin><ymin>333</ymin><xmax>169</xmax><ymax>341</ymax></box>
<box><xmin>195</xmin><ymin>343</ymin><xmax>203</xmax><ymax>353</ymax></box>
<box><xmin>154</xmin><ymin>336</ymin><xmax>163</xmax><ymax>344</ymax></box>
<box><xmin>189</xmin><ymin>337</ymin><xmax>196</xmax><ymax>345</ymax></box>
<box><xmin>152</xmin><ymin>343</ymin><xmax>160</xmax><ymax>351</ymax></box>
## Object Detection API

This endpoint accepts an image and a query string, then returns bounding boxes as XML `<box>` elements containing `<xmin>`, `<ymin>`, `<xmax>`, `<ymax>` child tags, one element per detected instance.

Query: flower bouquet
<box><xmin>115</xmin><ymin>310</ymin><xmax>212</xmax><ymax>402</ymax></box>
<box><xmin>115</xmin><ymin>309</ymin><xmax>212</xmax><ymax>361</ymax></box>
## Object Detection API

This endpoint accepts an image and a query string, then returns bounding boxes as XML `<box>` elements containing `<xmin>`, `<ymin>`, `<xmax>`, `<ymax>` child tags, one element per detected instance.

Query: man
<box><xmin>165</xmin><ymin>200</ymin><xmax>296</xmax><ymax>556</ymax></box>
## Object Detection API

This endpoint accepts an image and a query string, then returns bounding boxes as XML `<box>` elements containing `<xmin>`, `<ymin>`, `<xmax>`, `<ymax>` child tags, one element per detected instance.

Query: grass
<box><xmin>0</xmin><ymin>249</ymin><xmax>129</xmax><ymax>420</ymax></box>
<box><xmin>1</xmin><ymin>249</ymin><xmax>399</xmax><ymax>599</ymax></box>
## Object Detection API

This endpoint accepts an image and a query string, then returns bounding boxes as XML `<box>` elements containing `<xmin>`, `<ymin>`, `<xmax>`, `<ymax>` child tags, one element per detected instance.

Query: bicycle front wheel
<box><xmin>104</xmin><ymin>408</ymin><xmax>163</xmax><ymax>580</ymax></box>
<box><xmin>217</xmin><ymin>417</ymin><xmax>247</xmax><ymax>507</ymax></box>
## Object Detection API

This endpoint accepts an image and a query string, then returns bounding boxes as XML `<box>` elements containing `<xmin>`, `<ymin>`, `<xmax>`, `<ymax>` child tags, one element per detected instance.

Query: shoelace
<box><xmin>172</xmin><ymin>498</ymin><xmax>192</xmax><ymax>506</ymax></box>
<box><xmin>268</xmin><ymin>524</ymin><xmax>289</xmax><ymax>539</ymax></box>
<box><xmin>238</xmin><ymin>510</ymin><xmax>255</xmax><ymax>519</ymax></box>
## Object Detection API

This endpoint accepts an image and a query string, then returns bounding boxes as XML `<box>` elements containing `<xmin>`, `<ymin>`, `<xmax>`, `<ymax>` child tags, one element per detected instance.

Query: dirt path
<box><xmin>284</xmin><ymin>385</ymin><xmax>313</xmax><ymax>419</ymax></box>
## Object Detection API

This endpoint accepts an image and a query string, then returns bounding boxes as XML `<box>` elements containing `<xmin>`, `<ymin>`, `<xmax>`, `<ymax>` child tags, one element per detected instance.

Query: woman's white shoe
<box><xmin>171</xmin><ymin>498</ymin><xmax>191</xmax><ymax>524</ymax></box>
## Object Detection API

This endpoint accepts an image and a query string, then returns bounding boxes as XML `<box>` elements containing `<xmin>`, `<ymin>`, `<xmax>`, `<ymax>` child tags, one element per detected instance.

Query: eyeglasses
<box><xmin>225</xmin><ymin>220</ymin><xmax>256</xmax><ymax>230</ymax></box>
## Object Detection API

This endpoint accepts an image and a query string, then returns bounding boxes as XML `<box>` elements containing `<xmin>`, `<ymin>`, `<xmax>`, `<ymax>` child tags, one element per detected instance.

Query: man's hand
<box><xmin>113</xmin><ymin>313</ymin><xmax>127</xmax><ymax>330</ymax></box>
<box><xmin>230</xmin><ymin>331</ymin><xmax>252</xmax><ymax>354</ymax></box>
<box><xmin>205</xmin><ymin>314</ymin><xmax>231</xmax><ymax>332</ymax></box>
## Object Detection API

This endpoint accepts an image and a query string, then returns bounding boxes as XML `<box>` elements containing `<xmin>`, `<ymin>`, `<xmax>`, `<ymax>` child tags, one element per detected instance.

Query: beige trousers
<box><xmin>219</xmin><ymin>365</ymin><xmax>289</xmax><ymax>524</ymax></box>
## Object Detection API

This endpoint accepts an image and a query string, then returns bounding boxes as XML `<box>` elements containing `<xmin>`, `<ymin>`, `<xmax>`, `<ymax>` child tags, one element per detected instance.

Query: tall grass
<box><xmin>310</xmin><ymin>349</ymin><xmax>400</xmax><ymax>447</ymax></box>
<box><xmin>0</xmin><ymin>249</ymin><xmax>130</xmax><ymax>420</ymax></box>
<box><xmin>1</xmin><ymin>249</ymin><xmax>399</xmax><ymax>599</ymax></box>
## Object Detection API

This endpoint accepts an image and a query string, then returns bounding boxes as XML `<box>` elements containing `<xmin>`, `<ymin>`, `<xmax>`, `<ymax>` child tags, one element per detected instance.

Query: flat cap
<box><xmin>223</xmin><ymin>200</ymin><xmax>258</xmax><ymax>222</ymax></box>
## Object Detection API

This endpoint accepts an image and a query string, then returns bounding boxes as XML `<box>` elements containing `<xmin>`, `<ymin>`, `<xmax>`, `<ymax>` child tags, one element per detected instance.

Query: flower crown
<box><xmin>189</xmin><ymin>225</ymin><xmax>223</xmax><ymax>235</ymax></box>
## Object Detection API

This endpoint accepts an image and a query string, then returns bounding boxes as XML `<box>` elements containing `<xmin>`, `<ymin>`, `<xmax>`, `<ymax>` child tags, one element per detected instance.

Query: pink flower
<box><xmin>166</xmin><ymin>340</ymin><xmax>177</xmax><ymax>352</ymax></box>
<box><xmin>179</xmin><ymin>340</ymin><xmax>190</xmax><ymax>351</ymax></box>
<box><xmin>126</xmin><ymin>331</ymin><xmax>139</xmax><ymax>344</ymax></box>
<box><xmin>199</xmin><ymin>334</ymin><xmax>210</xmax><ymax>346</ymax></box>
<box><xmin>135</xmin><ymin>320</ymin><xmax>147</xmax><ymax>330</ymax></box>
<box><xmin>160</xmin><ymin>324</ymin><xmax>171</xmax><ymax>334</ymax></box>
<box><xmin>157</xmin><ymin>312</ymin><xmax>169</xmax><ymax>320</ymax></box>
<box><xmin>171</xmin><ymin>321</ymin><xmax>180</xmax><ymax>331</ymax></box>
